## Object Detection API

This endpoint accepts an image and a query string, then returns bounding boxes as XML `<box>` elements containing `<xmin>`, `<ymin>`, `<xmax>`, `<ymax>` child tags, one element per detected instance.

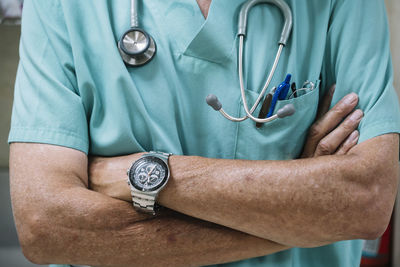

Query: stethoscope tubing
<box><xmin>130</xmin><ymin>0</ymin><xmax>139</xmax><ymax>27</ymax></box>
<box><xmin>207</xmin><ymin>0</ymin><xmax>294</xmax><ymax>124</ymax></box>
<box><xmin>238</xmin><ymin>37</ymin><xmax>284</xmax><ymax>123</ymax></box>
<box><xmin>218</xmin><ymin>108</ymin><xmax>280</xmax><ymax>123</ymax></box>
<box><xmin>124</xmin><ymin>0</ymin><xmax>295</xmax><ymax>123</ymax></box>
<box><xmin>215</xmin><ymin>37</ymin><xmax>284</xmax><ymax>123</ymax></box>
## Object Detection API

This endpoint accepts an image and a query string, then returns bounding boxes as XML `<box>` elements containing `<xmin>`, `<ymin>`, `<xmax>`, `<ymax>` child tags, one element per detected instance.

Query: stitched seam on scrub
<box><xmin>9</xmin><ymin>126</ymin><xmax>88</xmax><ymax>144</ymax></box>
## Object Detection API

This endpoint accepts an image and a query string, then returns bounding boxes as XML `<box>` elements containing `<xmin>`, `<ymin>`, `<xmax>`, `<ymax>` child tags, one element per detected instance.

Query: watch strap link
<box><xmin>148</xmin><ymin>151</ymin><xmax>171</xmax><ymax>160</ymax></box>
<box><xmin>132</xmin><ymin>191</ymin><xmax>158</xmax><ymax>215</ymax></box>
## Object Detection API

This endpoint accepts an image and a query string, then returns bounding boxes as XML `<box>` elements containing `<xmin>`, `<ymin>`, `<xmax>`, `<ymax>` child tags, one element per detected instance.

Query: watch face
<box><xmin>129</xmin><ymin>156</ymin><xmax>168</xmax><ymax>192</ymax></box>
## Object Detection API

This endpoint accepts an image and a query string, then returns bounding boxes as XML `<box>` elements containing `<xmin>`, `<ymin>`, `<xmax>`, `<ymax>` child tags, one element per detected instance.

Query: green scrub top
<box><xmin>9</xmin><ymin>0</ymin><xmax>400</xmax><ymax>266</ymax></box>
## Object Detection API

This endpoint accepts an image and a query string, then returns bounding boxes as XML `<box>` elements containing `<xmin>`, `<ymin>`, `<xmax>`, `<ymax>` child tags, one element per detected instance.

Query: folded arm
<box><xmin>10</xmin><ymin>143</ymin><xmax>288</xmax><ymax>266</ymax></box>
<box><xmin>158</xmin><ymin>133</ymin><xmax>398</xmax><ymax>247</ymax></box>
<box><xmin>92</xmin><ymin>133</ymin><xmax>398</xmax><ymax>249</ymax></box>
<box><xmin>91</xmin><ymin>91</ymin><xmax>399</xmax><ymax>248</ymax></box>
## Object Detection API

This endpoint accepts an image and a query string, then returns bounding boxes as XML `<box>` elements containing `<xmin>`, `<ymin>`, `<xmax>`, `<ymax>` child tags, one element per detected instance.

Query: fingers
<box><xmin>301</xmin><ymin>93</ymin><xmax>359</xmax><ymax>158</ymax></box>
<box><xmin>335</xmin><ymin>130</ymin><xmax>360</xmax><ymax>155</ymax></box>
<box><xmin>316</xmin><ymin>84</ymin><xmax>335</xmax><ymax>120</ymax></box>
<box><xmin>314</xmin><ymin>109</ymin><xmax>363</xmax><ymax>157</ymax></box>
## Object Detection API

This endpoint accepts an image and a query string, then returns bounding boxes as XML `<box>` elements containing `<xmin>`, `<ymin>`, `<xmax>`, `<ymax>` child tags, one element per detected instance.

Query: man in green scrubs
<box><xmin>8</xmin><ymin>0</ymin><xmax>400</xmax><ymax>266</ymax></box>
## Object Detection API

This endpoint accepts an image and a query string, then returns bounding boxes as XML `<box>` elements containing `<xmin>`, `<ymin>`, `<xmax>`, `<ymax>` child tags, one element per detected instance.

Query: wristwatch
<box><xmin>127</xmin><ymin>151</ymin><xmax>172</xmax><ymax>215</ymax></box>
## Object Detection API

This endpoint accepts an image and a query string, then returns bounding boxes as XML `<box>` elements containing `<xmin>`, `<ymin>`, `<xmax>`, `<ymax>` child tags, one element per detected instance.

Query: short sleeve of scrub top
<box><xmin>8</xmin><ymin>1</ymin><xmax>400</xmax><ymax>267</ymax></box>
<box><xmin>321</xmin><ymin>0</ymin><xmax>400</xmax><ymax>144</ymax></box>
<box><xmin>8</xmin><ymin>1</ymin><xmax>89</xmax><ymax>153</ymax></box>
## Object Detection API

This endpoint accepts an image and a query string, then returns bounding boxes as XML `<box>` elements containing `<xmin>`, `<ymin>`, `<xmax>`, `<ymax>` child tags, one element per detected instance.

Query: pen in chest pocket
<box><xmin>267</xmin><ymin>74</ymin><xmax>292</xmax><ymax>118</ymax></box>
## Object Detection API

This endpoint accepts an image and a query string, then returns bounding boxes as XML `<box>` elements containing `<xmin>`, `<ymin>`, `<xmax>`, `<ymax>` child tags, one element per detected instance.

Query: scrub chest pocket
<box><xmin>234</xmin><ymin>80</ymin><xmax>320</xmax><ymax>160</ymax></box>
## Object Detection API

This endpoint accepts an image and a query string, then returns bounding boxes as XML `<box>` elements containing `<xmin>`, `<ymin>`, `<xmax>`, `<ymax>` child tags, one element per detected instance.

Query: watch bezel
<box><xmin>128</xmin><ymin>155</ymin><xmax>169</xmax><ymax>192</ymax></box>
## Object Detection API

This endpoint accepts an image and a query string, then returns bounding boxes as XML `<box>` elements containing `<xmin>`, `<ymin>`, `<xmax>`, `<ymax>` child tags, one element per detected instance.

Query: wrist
<box><xmin>89</xmin><ymin>152</ymin><xmax>145</xmax><ymax>202</ymax></box>
<box><xmin>156</xmin><ymin>154</ymin><xmax>188</xmax><ymax>207</ymax></box>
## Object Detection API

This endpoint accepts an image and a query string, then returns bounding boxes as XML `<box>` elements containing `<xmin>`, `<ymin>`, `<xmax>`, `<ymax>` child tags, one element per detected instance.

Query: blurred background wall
<box><xmin>385</xmin><ymin>0</ymin><xmax>400</xmax><ymax>265</ymax></box>
<box><xmin>386</xmin><ymin>0</ymin><xmax>400</xmax><ymax>93</ymax></box>
<box><xmin>0</xmin><ymin>25</ymin><xmax>18</xmax><ymax>168</ymax></box>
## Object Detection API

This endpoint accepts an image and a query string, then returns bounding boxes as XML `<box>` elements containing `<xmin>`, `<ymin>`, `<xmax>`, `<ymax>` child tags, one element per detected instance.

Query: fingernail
<box><xmin>344</xmin><ymin>93</ymin><xmax>358</xmax><ymax>105</ymax></box>
<box><xmin>349</xmin><ymin>130</ymin><xmax>359</xmax><ymax>142</ymax></box>
<box><xmin>350</xmin><ymin>109</ymin><xmax>363</xmax><ymax>121</ymax></box>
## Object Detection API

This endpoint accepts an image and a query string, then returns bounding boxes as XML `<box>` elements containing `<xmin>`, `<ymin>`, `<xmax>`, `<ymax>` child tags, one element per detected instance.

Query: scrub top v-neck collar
<box><xmin>148</xmin><ymin>0</ymin><xmax>242</xmax><ymax>64</ymax></box>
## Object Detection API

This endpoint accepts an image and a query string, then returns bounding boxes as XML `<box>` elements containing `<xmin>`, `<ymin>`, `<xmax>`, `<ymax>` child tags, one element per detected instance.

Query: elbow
<box><xmin>346</xmin><ymin>134</ymin><xmax>399</xmax><ymax>241</ymax></box>
<box><xmin>361</xmin><ymin>223</ymin><xmax>389</xmax><ymax>241</ymax></box>
<box><xmin>354</xmin><ymin>189</ymin><xmax>394</xmax><ymax>241</ymax></box>
<box><xmin>350</xmin><ymin>174</ymin><xmax>398</xmax><ymax>241</ymax></box>
<box><xmin>17</xmin><ymin>211</ymin><xmax>52</xmax><ymax>265</ymax></box>
<box><xmin>354</xmin><ymin>208</ymin><xmax>392</xmax><ymax>241</ymax></box>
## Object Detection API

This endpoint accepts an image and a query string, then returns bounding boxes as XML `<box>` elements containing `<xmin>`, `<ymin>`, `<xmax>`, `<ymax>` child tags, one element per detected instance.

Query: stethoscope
<box><xmin>118</xmin><ymin>0</ymin><xmax>156</xmax><ymax>66</ymax></box>
<box><xmin>206</xmin><ymin>0</ymin><xmax>295</xmax><ymax>124</ymax></box>
<box><xmin>118</xmin><ymin>0</ymin><xmax>295</xmax><ymax>125</ymax></box>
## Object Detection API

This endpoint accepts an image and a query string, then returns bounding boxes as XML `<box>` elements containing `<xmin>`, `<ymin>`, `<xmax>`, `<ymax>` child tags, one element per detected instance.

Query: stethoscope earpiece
<box><xmin>277</xmin><ymin>104</ymin><xmax>295</xmax><ymax>118</ymax></box>
<box><xmin>206</xmin><ymin>94</ymin><xmax>222</xmax><ymax>111</ymax></box>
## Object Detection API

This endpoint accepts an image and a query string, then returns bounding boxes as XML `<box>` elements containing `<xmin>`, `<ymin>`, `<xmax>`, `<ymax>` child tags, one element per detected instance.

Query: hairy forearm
<box><xmin>88</xmin><ymin>93</ymin><xmax>399</xmax><ymax>249</ymax></box>
<box><xmin>157</xmin><ymin>135</ymin><xmax>398</xmax><ymax>247</ymax></box>
<box><xmin>93</xmin><ymin>135</ymin><xmax>398</xmax><ymax>247</ymax></box>
<box><xmin>10</xmin><ymin>144</ymin><xmax>288</xmax><ymax>266</ymax></box>
<box><xmin>160</xmin><ymin>154</ymin><xmax>365</xmax><ymax>247</ymax></box>
<box><xmin>20</xmin><ymin>187</ymin><xmax>287</xmax><ymax>266</ymax></box>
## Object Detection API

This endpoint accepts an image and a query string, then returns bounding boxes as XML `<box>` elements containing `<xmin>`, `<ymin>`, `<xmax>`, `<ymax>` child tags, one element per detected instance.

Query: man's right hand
<box><xmin>301</xmin><ymin>84</ymin><xmax>363</xmax><ymax>158</ymax></box>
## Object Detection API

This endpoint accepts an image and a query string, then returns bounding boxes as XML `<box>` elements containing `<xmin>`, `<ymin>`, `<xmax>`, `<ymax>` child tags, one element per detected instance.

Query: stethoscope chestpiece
<box><xmin>118</xmin><ymin>27</ymin><xmax>157</xmax><ymax>67</ymax></box>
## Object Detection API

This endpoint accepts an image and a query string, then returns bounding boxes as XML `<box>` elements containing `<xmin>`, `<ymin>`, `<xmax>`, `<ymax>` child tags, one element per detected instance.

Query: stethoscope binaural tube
<box><xmin>237</xmin><ymin>0</ymin><xmax>292</xmax><ymax>45</ymax></box>
<box><xmin>118</xmin><ymin>0</ymin><xmax>156</xmax><ymax>67</ymax></box>
<box><xmin>206</xmin><ymin>0</ymin><xmax>295</xmax><ymax>124</ymax></box>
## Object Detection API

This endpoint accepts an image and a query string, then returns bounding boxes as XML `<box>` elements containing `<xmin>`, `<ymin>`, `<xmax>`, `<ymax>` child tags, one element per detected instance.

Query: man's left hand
<box><xmin>301</xmin><ymin>84</ymin><xmax>363</xmax><ymax>158</ymax></box>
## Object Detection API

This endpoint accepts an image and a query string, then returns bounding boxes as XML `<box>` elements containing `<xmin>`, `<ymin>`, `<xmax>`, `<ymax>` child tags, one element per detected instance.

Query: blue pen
<box><xmin>267</xmin><ymin>74</ymin><xmax>292</xmax><ymax>118</ymax></box>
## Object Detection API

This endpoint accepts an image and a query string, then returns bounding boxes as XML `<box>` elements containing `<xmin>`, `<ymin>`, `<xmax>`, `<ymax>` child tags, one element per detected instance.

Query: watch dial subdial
<box><xmin>138</xmin><ymin>173</ymin><xmax>148</xmax><ymax>183</ymax></box>
<box><xmin>149</xmin><ymin>171</ymin><xmax>160</xmax><ymax>183</ymax></box>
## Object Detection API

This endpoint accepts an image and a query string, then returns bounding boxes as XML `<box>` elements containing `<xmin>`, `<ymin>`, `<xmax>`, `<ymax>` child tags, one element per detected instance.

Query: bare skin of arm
<box><xmin>156</xmin><ymin>134</ymin><xmax>398</xmax><ymax>247</ymax></box>
<box><xmin>92</xmin><ymin>135</ymin><xmax>399</xmax><ymax>248</ymax></box>
<box><xmin>90</xmin><ymin>90</ymin><xmax>399</xmax><ymax>248</ymax></box>
<box><xmin>10</xmin><ymin>143</ymin><xmax>290</xmax><ymax>267</ymax></box>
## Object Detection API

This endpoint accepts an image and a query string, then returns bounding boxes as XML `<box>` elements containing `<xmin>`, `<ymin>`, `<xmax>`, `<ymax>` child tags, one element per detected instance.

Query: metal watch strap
<box><xmin>132</xmin><ymin>191</ymin><xmax>157</xmax><ymax>214</ymax></box>
<box><xmin>130</xmin><ymin>151</ymin><xmax>171</xmax><ymax>215</ymax></box>
<box><xmin>147</xmin><ymin>151</ymin><xmax>171</xmax><ymax>160</ymax></box>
